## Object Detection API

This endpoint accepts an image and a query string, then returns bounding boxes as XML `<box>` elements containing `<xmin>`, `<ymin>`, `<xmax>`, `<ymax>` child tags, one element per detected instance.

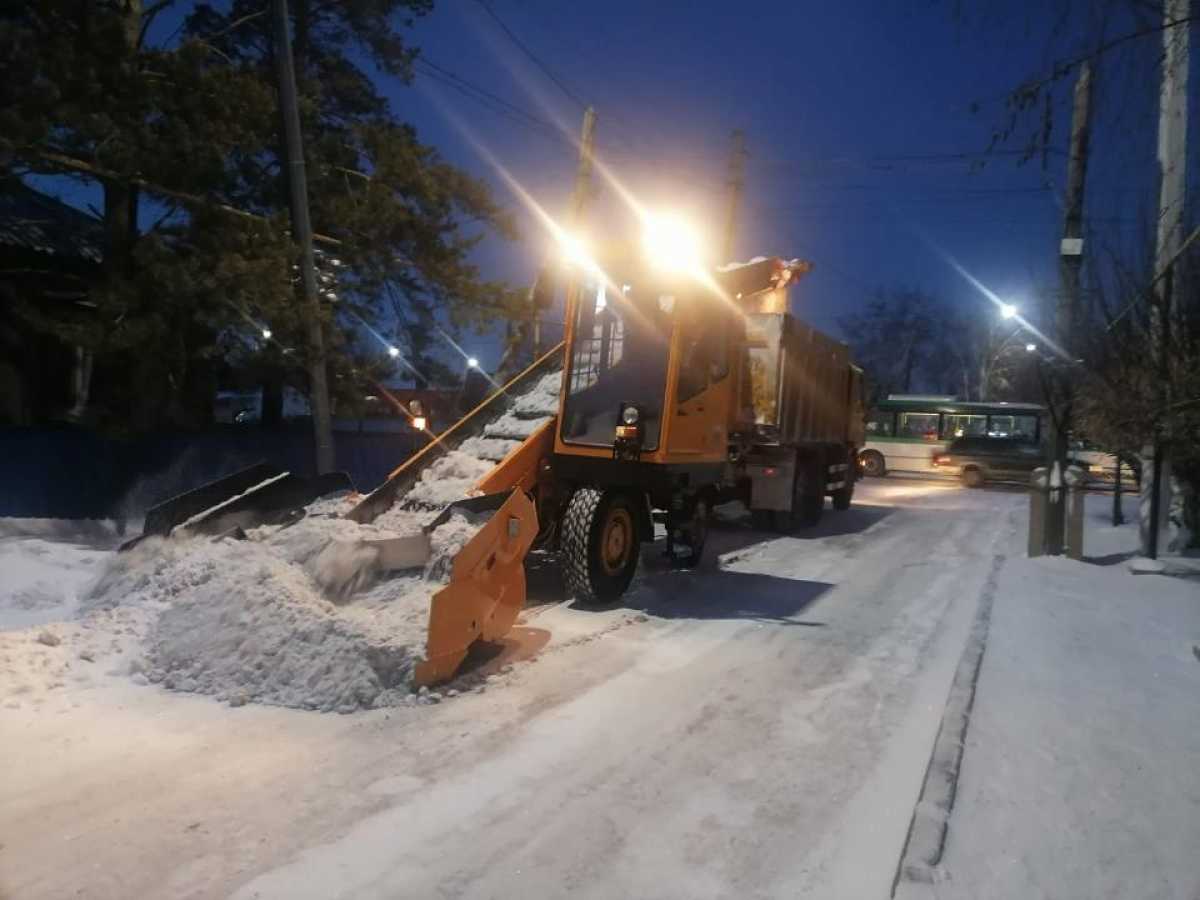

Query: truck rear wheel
<box><xmin>562</xmin><ymin>487</ymin><xmax>642</xmax><ymax>605</ymax></box>
<box><xmin>832</xmin><ymin>453</ymin><xmax>855</xmax><ymax>510</ymax></box>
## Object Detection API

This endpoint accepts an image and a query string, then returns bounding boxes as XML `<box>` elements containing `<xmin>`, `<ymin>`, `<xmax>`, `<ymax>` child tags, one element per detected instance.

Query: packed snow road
<box><xmin>1</xmin><ymin>481</ymin><xmax>1023</xmax><ymax>899</ymax></box>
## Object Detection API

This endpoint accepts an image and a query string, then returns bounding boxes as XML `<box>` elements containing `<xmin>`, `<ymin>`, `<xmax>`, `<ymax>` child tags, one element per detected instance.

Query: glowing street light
<box><xmin>1025</xmin><ymin>342</ymin><xmax>1037</xmax><ymax>353</ymax></box>
<box><xmin>387</xmin><ymin>346</ymin><xmax>400</xmax><ymax>358</ymax></box>
<box><xmin>261</xmin><ymin>328</ymin><xmax>272</xmax><ymax>340</ymax></box>
<box><xmin>1000</xmin><ymin>302</ymin><xmax>1018</xmax><ymax>319</ymax></box>
<box><xmin>467</xmin><ymin>357</ymin><xmax>479</xmax><ymax>369</ymax></box>
<box><xmin>408</xmin><ymin>399</ymin><xmax>427</xmax><ymax>432</ymax></box>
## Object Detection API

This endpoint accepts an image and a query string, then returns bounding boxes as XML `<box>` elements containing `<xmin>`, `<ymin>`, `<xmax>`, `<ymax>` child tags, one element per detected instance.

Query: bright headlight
<box><xmin>642</xmin><ymin>212</ymin><xmax>703</xmax><ymax>273</ymax></box>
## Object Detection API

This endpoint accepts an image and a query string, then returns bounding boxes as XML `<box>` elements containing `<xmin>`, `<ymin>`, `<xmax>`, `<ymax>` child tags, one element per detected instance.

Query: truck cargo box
<box><xmin>741</xmin><ymin>312</ymin><xmax>856</xmax><ymax>446</ymax></box>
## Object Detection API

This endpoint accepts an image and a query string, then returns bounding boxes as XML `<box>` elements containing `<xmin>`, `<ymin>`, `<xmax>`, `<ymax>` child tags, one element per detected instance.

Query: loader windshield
<box><xmin>561</xmin><ymin>276</ymin><xmax>673</xmax><ymax>449</ymax></box>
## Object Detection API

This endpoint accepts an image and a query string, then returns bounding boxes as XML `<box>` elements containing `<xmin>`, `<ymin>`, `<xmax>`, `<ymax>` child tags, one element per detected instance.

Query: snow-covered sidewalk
<box><xmin>898</xmin><ymin>497</ymin><xmax>1200</xmax><ymax>900</ymax></box>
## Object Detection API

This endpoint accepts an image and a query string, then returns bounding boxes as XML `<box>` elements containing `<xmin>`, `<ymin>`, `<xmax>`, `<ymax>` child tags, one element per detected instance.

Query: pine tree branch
<box><xmin>31</xmin><ymin>147</ymin><xmax>344</xmax><ymax>246</ymax></box>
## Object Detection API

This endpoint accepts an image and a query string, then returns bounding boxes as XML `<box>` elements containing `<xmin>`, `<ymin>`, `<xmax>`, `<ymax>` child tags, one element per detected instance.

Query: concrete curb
<box><xmin>891</xmin><ymin>552</ymin><xmax>1006</xmax><ymax>893</ymax></box>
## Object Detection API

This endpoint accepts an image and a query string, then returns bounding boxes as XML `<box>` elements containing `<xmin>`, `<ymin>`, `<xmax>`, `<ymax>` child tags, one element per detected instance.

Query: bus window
<box><xmin>987</xmin><ymin>414</ymin><xmax>1038</xmax><ymax>440</ymax></box>
<box><xmin>898</xmin><ymin>412</ymin><xmax>940</xmax><ymax>439</ymax></box>
<box><xmin>866</xmin><ymin>410</ymin><xmax>895</xmax><ymax>436</ymax></box>
<box><xmin>943</xmin><ymin>414</ymin><xmax>987</xmax><ymax>439</ymax></box>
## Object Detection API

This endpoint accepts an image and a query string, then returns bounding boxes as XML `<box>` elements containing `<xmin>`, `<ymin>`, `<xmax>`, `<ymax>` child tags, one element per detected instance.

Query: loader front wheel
<box><xmin>562</xmin><ymin>488</ymin><xmax>642</xmax><ymax>605</ymax></box>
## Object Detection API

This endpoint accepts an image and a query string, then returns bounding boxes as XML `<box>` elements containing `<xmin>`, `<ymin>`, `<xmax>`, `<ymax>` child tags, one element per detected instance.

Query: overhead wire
<box><xmin>414</xmin><ymin>57</ymin><xmax>569</xmax><ymax>146</ymax></box>
<box><xmin>470</xmin><ymin>0</ymin><xmax>589</xmax><ymax>110</ymax></box>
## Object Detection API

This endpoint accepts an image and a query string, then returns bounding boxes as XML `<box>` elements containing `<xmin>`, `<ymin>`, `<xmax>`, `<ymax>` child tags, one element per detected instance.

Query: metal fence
<box><xmin>0</xmin><ymin>424</ymin><xmax>421</xmax><ymax>520</ymax></box>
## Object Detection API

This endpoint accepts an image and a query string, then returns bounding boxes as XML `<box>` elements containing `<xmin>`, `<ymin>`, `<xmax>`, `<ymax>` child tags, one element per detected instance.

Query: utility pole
<box><xmin>568</xmin><ymin>106</ymin><xmax>598</xmax><ymax>225</ymax></box>
<box><xmin>273</xmin><ymin>0</ymin><xmax>335</xmax><ymax>474</ymax></box>
<box><xmin>543</xmin><ymin>106</ymin><xmax>597</xmax><ymax>357</ymax></box>
<box><xmin>1041</xmin><ymin>60</ymin><xmax>1093</xmax><ymax>556</ymax></box>
<box><xmin>1144</xmin><ymin>0</ymin><xmax>1190</xmax><ymax>558</ymax></box>
<box><xmin>721</xmin><ymin>129</ymin><xmax>748</xmax><ymax>263</ymax></box>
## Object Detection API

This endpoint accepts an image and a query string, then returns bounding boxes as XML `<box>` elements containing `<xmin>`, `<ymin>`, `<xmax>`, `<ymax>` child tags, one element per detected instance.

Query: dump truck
<box><xmin>128</xmin><ymin>248</ymin><xmax>863</xmax><ymax>686</ymax></box>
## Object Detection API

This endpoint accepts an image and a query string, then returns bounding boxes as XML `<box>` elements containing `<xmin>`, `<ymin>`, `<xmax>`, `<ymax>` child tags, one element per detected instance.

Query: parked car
<box><xmin>932</xmin><ymin>437</ymin><xmax>1090</xmax><ymax>488</ymax></box>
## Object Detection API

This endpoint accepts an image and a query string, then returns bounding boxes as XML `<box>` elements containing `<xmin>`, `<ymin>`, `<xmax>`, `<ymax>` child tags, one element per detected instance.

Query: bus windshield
<box><xmin>560</xmin><ymin>276</ymin><xmax>674</xmax><ymax>449</ymax></box>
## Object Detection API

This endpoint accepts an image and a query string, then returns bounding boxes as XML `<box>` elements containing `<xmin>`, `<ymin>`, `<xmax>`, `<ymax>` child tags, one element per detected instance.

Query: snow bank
<box><xmin>905</xmin><ymin>494</ymin><xmax>1200</xmax><ymax>899</ymax></box>
<box><xmin>0</xmin><ymin>521</ymin><xmax>116</xmax><ymax>630</ymax></box>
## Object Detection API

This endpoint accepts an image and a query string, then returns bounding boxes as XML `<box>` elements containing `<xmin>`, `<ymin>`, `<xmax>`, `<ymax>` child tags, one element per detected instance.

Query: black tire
<box><xmin>562</xmin><ymin>487</ymin><xmax>642</xmax><ymax>605</ymax></box>
<box><xmin>962</xmin><ymin>466</ymin><xmax>985</xmax><ymax>488</ymax></box>
<box><xmin>832</xmin><ymin>478</ymin><xmax>854</xmax><ymax>511</ymax></box>
<box><xmin>860</xmin><ymin>450</ymin><xmax>886</xmax><ymax>477</ymax></box>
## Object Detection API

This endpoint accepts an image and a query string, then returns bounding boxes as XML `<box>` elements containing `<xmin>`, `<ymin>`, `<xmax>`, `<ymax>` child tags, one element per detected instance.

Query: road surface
<box><xmin>1</xmin><ymin>480</ymin><xmax>1024</xmax><ymax>899</ymax></box>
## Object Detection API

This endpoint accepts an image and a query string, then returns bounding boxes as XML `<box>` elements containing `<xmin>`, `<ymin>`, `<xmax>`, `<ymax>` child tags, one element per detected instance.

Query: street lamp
<box><xmin>467</xmin><ymin>357</ymin><xmax>479</xmax><ymax>369</ymax></box>
<box><xmin>387</xmin><ymin>346</ymin><xmax>400</xmax><ymax>358</ymax></box>
<box><xmin>1025</xmin><ymin>342</ymin><xmax>1037</xmax><ymax>353</ymax></box>
<box><xmin>261</xmin><ymin>328</ymin><xmax>272</xmax><ymax>340</ymax></box>
<box><xmin>1000</xmin><ymin>302</ymin><xmax>1018</xmax><ymax>319</ymax></box>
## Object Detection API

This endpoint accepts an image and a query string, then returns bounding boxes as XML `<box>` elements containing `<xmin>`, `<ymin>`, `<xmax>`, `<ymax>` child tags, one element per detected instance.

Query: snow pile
<box><xmin>82</xmin><ymin>536</ymin><xmax>427</xmax><ymax>712</ymax></box>
<box><xmin>0</xmin><ymin>519</ymin><xmax>118</xmax><ymax>632</ymax></box>
<box><xmin>78</xmin><ymin>509</ymin><xmax>488</xmax><ymax>713</ymax></box>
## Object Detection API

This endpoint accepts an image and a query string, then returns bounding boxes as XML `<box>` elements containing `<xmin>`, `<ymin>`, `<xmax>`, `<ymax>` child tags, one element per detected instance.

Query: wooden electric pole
<box><xmin>540</xmin><ymin>106</ymin><xmax>597</xmax><ymax>357</ymax></box>
<box><xmin>721</xmin><ymin>129</ymin><xmax>747</xmax><ymax>263</ymax></box>
<box><xmin>273</xmin><ymin>0</ymin><xmax>335</xmax><ymax>474</ymax></box>
<box><xmin>1039</xmin><ymin>60</ymin><xmax>1093</xmax><ymax>556</ymax></box>
<box><xmin>568</xmin><ymin>106</ymin><xmax>598</xmax><ymax>225</ymax></box>
<box><xmin>1144</xmin><ymin>0</ymin><xmax>1190</xmax><ymax>558</ymax></box>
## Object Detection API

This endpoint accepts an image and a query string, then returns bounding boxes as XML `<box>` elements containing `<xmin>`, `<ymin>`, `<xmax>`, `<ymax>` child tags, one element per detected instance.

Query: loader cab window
<box><xmin>562</xmin><ymin>276</ymin><xmax>672</xmax><ymax>449</ymax></box>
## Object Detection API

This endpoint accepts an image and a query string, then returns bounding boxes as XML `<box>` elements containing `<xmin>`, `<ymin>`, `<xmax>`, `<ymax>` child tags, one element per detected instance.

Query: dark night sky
<box><xmin>34</xmin><ymin>1</ymin><xmax>1197</xmax><ymax>370</ymax></box>
<box><xmin>389</xmin><ymin>0</ymin><xmax>1187</xmax><ymax>363</ymax></box>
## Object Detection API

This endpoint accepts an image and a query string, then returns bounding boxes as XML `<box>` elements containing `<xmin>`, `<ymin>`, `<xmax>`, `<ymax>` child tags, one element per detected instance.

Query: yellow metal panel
<box><xmin>414</xmin><ymin>489</ymin><xmax>538</xmax><ymax>685</ymax></box>
<box><xmin>474</xmin><ymin>418</ymin><xmax>556</xmax><ymax>496</ymax></box>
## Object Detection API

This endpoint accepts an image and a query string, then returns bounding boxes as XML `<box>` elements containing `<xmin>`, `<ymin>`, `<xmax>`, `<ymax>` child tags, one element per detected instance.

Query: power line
<box><xmin>414</xmin><ymin>57</ymin><xmax>569</xmax><ymax>146</ymax></box>
<box><xmin>472</xmin><ymin>0</ymin><xmax>589</xmax><ymax>109</ymax></box>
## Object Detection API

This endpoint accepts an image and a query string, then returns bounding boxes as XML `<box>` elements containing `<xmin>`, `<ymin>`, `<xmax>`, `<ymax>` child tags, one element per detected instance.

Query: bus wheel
<box><xmin>562</xmin><ymin>487</ymin><xmax>642</xmax><ymax>605</ymax></box>
<box><xmin>860</xmin><ymin>450</ymin><xmax>886</xmax><ymax>477</ymax></box>
<box><xmin>961</xmin><ymin>467</ymin><xmax>985</xmax><ymax>488</ymax></box>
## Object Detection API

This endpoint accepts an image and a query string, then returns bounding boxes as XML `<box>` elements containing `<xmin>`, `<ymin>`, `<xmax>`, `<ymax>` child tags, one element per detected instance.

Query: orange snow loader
<box><xmin>124</xmin><ymin>249</ymin><xmax>863</xmax><ymax>688</ymax></box>
<box><xmin>344</xmin><ymin>250</ymin><xmax>865</xmax><ymax>686</ymax></box>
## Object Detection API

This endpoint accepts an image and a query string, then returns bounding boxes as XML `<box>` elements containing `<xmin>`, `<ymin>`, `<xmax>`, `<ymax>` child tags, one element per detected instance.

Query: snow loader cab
<box><xmin>549</xmin><ymin>253</ymin><xmax>862</xmax><ymax>605</ymax></box>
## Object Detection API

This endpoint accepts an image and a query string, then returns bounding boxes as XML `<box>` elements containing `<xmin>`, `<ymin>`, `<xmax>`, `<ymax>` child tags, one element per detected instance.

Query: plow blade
<box><xmin>125</xmin><ymin>461</ymin><xmax>281</xmax><ymax>549</ymax></box>
<box><xmin>121</xmin><ymin>464</ymin><xmax>354</xmax><ymax>551</ymax></box>
<box><xmin>414</xmin><ymin>488</ymin><xmax>539</xmax><ymax>686</ymax></box>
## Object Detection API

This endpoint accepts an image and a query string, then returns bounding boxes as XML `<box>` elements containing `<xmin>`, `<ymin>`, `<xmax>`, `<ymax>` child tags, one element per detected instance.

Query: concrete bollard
<box><xmin>1064</xmin><ymin>465</ymin><xmax>1087</xmax><ymax>560</ymax></box>
<box><xmin>1030</xmin><ymin>465</ymin><xmax>1087</xmax><ymax>558</ymax></box>
<box><xmin>1029</xmin><ymin>468</ymin><xmax>1047</xmax><ymax>558</ymax></box>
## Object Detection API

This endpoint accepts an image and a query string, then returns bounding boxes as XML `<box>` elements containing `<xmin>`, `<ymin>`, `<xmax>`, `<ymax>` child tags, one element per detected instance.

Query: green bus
<box><xmin>858</xmin><ymin>395</ymin><xmax>1044</xmax><ymax>476</ymax></box>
